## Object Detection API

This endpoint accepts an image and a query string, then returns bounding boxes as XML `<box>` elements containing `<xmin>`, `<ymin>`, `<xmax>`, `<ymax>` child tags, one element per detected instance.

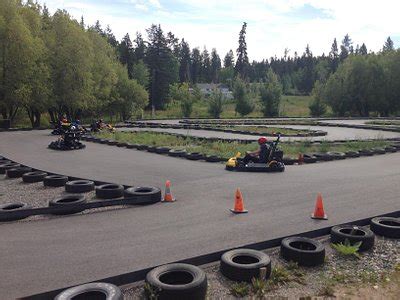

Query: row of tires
<box><xmin>0</xmin><ymin>156</ymin><xmax>162</xmax><ymax>221</ymax></box>
<box><xmin>122</xmin><ymin>122</ymin><xmax>327</xmax><ymax>137</ymax></box>
<box><xmin>284</xmin><ymin>144</ymin><xmax>400</xmax><ymax>165</ymax></box>
<box><xmin>54</xmin><ymin>219</ymin><xmax>399</xmax><ymax>300</ymax></box>
<box><xmin>83</xmin><ymin>135</ymin><xmax>224</xmax><ymax>163</ymax></box>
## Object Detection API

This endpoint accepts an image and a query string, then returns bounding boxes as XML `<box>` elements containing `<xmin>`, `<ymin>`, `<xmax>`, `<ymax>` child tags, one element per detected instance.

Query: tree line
<box><xmin>0</xmin><ymin>0</ymin><xmax>148</xmax><ymax>127</ymax></box>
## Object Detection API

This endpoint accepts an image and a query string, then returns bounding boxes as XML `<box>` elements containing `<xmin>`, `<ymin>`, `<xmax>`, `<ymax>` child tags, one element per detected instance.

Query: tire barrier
<box><xmin>55</xmin><ymin>282</ymin><xmax>122</xmax><ymax>300</ymax></box>
<box><xmin>84</xmin><ymin>131</ymin><xmax>400</xmax><ymax>166</ymax></box>
<box><xmin>123</xmin><ymin>186</ymin><xmax>162</xmax><ymax>205</ymax></box>
<box><xmin>220</xmin><ymin>249</ymin><xmax>272</xmax><ymax>282</ymax></box>
<box><xmin>330</xmin><ymin>225</ymin><xmax>375</xmax><ymax>252</ymax></box>
<box><xmin>44</xmin><ymin>175</ymin><xmax>69</xmax><ymax>187</ymax></box>
<box><xmin>370</xmin><ymin>217</ymin><xmax>400</xmax><ymax>239</ymax></box>
<box><xmin>120</xmin><ymin>121</ymin><xmax>328</xmax><ymax>138</ymax></box>
<box><xmin>6</xmin><ymin>167</ymin><xmax>32</xmax><ymax>178</ymax></box>
<box><xmin>0</xmin><ymin>155</ymin><xmax>161</xmax><ymax>222</ymax></box>
<box><xmin>49</xmin><ymin>194</ymin><xmax>87</xmax><ymax>215</ymax></box>
<box><xmin>22</xmin><ymin>171</ymin><xmax>48</xmax><ymax>183</ymax></box>
<box><xmin>65</xmin><ymin>180</ymin><xmax>95</xmax><ymax>193</ymax></box>
<box><xmin>0</xmin><ymin>162</ymin><xmax>21</xmax><ymax>174</ymax></box>
<box><xmin>146</xmin><ymin>263</ymin><xmax>208</xmax><ymax>300</ymax></box>
<box><xmin>280</xmin><ymin>237</ymin><xmax>325</xmax><ymax>266</ymax></box>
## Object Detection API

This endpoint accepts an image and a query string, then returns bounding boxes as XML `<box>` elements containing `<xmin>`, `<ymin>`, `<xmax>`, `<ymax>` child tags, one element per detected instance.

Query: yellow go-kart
<box><xmin>225</xmin><ymin>136</ymin><xmax>285</xmax><ymax>172</ymax></box>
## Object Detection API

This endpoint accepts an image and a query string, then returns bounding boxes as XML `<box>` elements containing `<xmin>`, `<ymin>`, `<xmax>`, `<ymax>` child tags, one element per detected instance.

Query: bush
<box><xmin>260</xmin><ymin>69</ymin><xmax>282</xmax><ymax>117</ymax></box>
<box><xmin>234</xmin><ymin>77</ymin><xmax>254</xmax><ymax>116</ymax></box>
<box><xmin>169</xmin><ymin>82</ymin><xmax>193</xmax><ymax>117</ymax></box>
<box><xmin>309</xmin><ymin>80</ymin><xmax>327</xmax><ymax>117</ymax></box>
<box><xmin>208</xmin><ymin>89</ymin><xmax>224</xmax><ymax>118</ymax></box>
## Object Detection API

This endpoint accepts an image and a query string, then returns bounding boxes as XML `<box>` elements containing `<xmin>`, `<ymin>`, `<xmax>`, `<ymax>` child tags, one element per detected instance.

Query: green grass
<box><xmin>216</xmin><ymin>125</ymin><xmax>311</xmax><ymax>135</ymax></box>
<box><xmin>95</xmin><ymin>131</ymin><xmax>391</xmax><ymax>158</ymax></box>
<box><xmin>142</xmin><ymin>95</ymin><xmax>315</xmax><ymax>119</ymax></box>
<box><xmin>230</xmin><ymin>282</ymin><xmax>250</xmax><ymax>297</ymax></box>
<box><xmin>331</xmin><ymin>239</ymin><xmax>362</xmax><ymax>259</ymax></box>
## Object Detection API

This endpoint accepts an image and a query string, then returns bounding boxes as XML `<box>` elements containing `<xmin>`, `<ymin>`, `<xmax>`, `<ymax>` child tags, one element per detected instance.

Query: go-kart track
<box><xmin>1</xmin><ymin>119</ymin><xmax>400</xmax><ymax>299</ymax></box>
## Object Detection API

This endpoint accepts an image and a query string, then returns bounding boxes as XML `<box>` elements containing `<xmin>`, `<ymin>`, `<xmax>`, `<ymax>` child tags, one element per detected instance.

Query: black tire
<box><xmin>6</xmin><ymin>167</ymin><xmax>32</xmax><ymax>178</ymax></box>
<box><xmin>99</xmin><ymin>139</ymin><xmax>108</xmax><ymax>144</ymax></box>
<box><xmin>168</xmin><ymin>149</ymin><xmax>187</xmax><ymax>157</ymax></box>
<box><xmin>49</xmin><ymin>194</ymin><xmax>86</xmax><ymax>215</ymax></box>
<box><xmin>283</xmin><ymin>157</ymin><xmax>297</xmax><ymax>165</ymax></box>
<box><xmin>44</xmin><ymin>175</ymin><xmax>69</xmax><ymax>187</ymax></box>
<box><xmin>312</xmin><ymin>153</ymin><xmax>333</xmax><ymax>161</ymax></box>
<box><xmin>0</xmin><ymin>202</ymin><xmax>31</xmax><ymax>222</ymax></box>
<box><xmin>370</xmin><ymin>217</ymin><xmax>400</xmax><ymax>239</ymax></box>
<box><xmin>281</xmin><ymin>237</ymin><xmax>325</xmax><ymax>266</ymax></box>
<box><xmin>95</xmin><ymin>184</ymin><xmax>124</xmax><ymax>199</ymax></box>
<box><xmin>107</xmin><ymin>140</ymin><xmax>118</xmax><ymax>146</ymax></box>
<box><xmin>136</xmin><ymin>144</ymin><xmax>148</xmax><ymax>150</ymax></box>
<box><xmin>327</xmin><ymin>151</ymin><xmax>346</xmax><ymax>160</ymax></box>
<box><xmin>220</xmin><ymin>249</ymin><xmax>272</xmax><ymax>282</ymax></box>
<box><xmin>384</xmin><ymin>146</ymin><xmax>397</xmax><ymax>153</ymax></box>
<box><xmin>65</xmin><ymin>180</ymin><xmax>95</xmax><ymax>193</ymax></box>
<box><xmin>116</xmin><ymin>142</ymin><xmax>127</xmax><ymax>148</ymax></box>
<box><xmin>371</xmin><ymin>148</ymin><xmax>386</xmax><ymax>155</ymax></box>
<box><xmin>155</xmin><ymin>147</ymin><xmax>171</xmax><ymax>154</ymax></box>
<box><xmin>345</xmin><ymin>151</ymin><xmax>360</xmax><ymax>158</ymax></box>
<box><xmin>358</xmin><ymin>149</ymin><xmax>374</xmax><ymax>156</ymax></box>
<box><xmin>147</xmin><ymin>146</ymin><xmax>157</xmax><ymax>153</ymax></box>
<box><xmin>303</xmin><ymin>154</ymin><xmax>317</xmax><ymax>164</ymax></box>
<box><xmin>22</xmin><ymin>171</ymin><xmax>48</xmax><ymax>183</ymax></box>
<box><xmin>55</xmin><ymin>282</ymin><xmax>122</xmax><ymax>300</ymax></box>
<box><xmin>205</xmin><ymin>155</ymin><xmax>221</xmax><ymax>162</ymax></box>
<box><xmin>146</xmin><ymin>263</ymin><xmax>207</xmax><ymax>300</ymax></box>
<box><xmin>0</xmin><ymin>163</ymin><xmax>21</xmax><ymax>174</ymax></box>
<box><xmin>126</xmin><ymin>143</ymin><xmax>136</xmax><ymax>149</ymax></box>
<box><xmin>330</xmin><ymin>225</ymin><xmax>375</xmax><ymax>251</ymax></box>
<box><xmin>186</xmin><ymin>152</ymin><xmax>204</xmax><ymax>161</ymax></box>
<box><xmin>123</xmin><ymin>186</ymin><xmax>161</xmax><ymax>205</ymax></box>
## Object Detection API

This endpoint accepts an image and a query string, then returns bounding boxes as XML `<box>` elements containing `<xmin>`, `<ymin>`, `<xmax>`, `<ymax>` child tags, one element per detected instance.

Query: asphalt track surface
<box><xmin>119</xmin><ymin>125</ymin><xmax>400</xmax><ymax>141</ymax></box>
<box><xmin>1</xmin><ymin>130</ymin><xmax>400</xmax><ymax>299</ymax></box>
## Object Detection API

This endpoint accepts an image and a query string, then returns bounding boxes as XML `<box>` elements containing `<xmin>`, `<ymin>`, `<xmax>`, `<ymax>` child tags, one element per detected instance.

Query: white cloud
<box><xmin>39</xmin><ymin>0</ymin><xmax>400</xmax><ymax>60</ymax></box>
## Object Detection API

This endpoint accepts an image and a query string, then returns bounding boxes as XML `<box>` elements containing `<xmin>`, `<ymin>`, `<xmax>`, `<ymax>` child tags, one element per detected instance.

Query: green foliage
<box><xmin>132</xmin><ymin>60</ymin><xmax>149</xmax><ymax>88</ymax></box>
<box><xmin>207</xmin><ymin>89</ymin><xmax>224</xmax><ymax>118</ymax></box>
<box><xmin>309</xmin><ymin>80</ymin><xmax>327</xmax><ymax>117</ymax></box>
<box><xmin>233</xmin><ymin>77</ymin><xmax>254</xmax><ymax>116</ymax></box>
<box><xmin>318</xmin><ymin>283</ymin><xmax>335</xmax><ymax>297</ymax></box>
<box><xmin>169</xmin><ymin>82</ymin><xmax>193</xmax><ymax>117</ymax></box>
<box><xmin>251</xmin><ymin>277</ymin><xmax>268</xmax><ymax>297</ymax></box>
<box><xmin>230</xmin><ymin>282</ymin><xmax>249</xmax><ymax>297</ymax></box>
<box><xmin>260</xmin><ymin>69</ymin><xmax>282</xmax><ymax>117</ymax></box>
<box><xmin>270</xmin><ymin>266</ymin><xmax>291</xmax><ymax>285</ymax></box>
<box><xmin>331</xmin><ymin>239</ymin><xmax>362</xmax><ymax>259</ymax></box>
<box><xmin>143</xmin><ymin>283</ymin><xmax>160</xmax><ymax>300</ymax></box>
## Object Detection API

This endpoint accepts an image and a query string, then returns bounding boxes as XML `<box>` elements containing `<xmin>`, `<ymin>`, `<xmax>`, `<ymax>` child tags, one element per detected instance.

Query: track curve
<box><xmin>0</xmin><ymin>129</ymin><xmax>400</xmax><ymax>298</ymax></box>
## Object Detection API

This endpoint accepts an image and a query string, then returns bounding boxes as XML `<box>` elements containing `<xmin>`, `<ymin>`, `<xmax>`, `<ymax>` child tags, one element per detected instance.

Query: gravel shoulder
<box><xmin>122</xmin><ymin>234</ymin><xmax>399</xmax><ymax>299</ymax></box>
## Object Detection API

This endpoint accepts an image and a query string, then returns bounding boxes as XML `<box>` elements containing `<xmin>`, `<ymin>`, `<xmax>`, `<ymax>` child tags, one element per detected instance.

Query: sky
<box><xmin>39</xmin><ymin>0</ymin><xmax>400</xmax><ymax>61</ymax></box>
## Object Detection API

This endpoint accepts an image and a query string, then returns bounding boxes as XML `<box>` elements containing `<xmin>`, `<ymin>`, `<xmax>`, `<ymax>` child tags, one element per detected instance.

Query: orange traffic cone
<box><xmin>162</xmin><ymin>180</ymin><xmax>176</xmax><ymax>202</ymax></box>
<box><xmin>311</xmin><ymin>193</ymin><xmax>328</xmax><ymax>220</ymax></box>
<box><xmin>230</xmin><ymin>188</ymin><xmax>248</xmax><ymax>214</ymax></box>
<box><xmin>298</xmin><ymin>153</ymin><xmax>304</xmax><ymax>165</ymax></box>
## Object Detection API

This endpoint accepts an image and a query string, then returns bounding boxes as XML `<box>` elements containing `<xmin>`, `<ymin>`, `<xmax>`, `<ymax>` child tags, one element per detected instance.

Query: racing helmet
<box><xmin>258</xmin><ymin>136</ymin><xmax>268</xmax><ymax>144</ymax></box>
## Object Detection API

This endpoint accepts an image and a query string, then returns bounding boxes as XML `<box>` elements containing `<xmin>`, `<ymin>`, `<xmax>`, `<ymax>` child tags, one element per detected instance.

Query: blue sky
<box><xmin>40</xmin><ymin>0</ymin><xmax>399</xmax><ymax>60</ymax></box>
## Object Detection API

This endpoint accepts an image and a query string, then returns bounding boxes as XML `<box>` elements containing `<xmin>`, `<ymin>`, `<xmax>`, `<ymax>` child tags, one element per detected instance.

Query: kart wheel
<box><xmin>55</xmin><ymin>282</ymin><xmax>122</xmax><ymax>300</ymax></box>
<box><xmin>44</xmin><ymin>175</ymin><xmax>69</xmax><ymax>187</ymax></box>
<box><xmin>22</xmin><ymin>171</ymin><xmax>48</xmax><ymax>183</ymax></box>
<box><xmin>146</xmin><ymin>263</ymin><xmax>207</xmax><ymax>300</ymax></box>
<box><xmin>65</xmin><ymin>180</ymin><xmax>95</xmax><ymax>193</ymax></box>
<box><xmin>220</xmin><ymin>249</ymin><xmax>271</xmax><ymax>282</ymax></box>
<box><xmin>370</xmin><ymin>217</ymin><xmax>400</xmax><ymax>239</ymax></box>
<box><xmin>123</xmin><ymin>186</ymin><xmax>161</xmax><ymax>205</ymax></box>
<box><xmin>281</xmin><ymin>237</ymin><xmax>325</xmax><ymax>266</ymax></box>
<box><xmin>330</xmin><ymin>225</ymin><xmax>375</xmax><ymax>251</ymax></box>
<box><xmin>49</xmin><ymin>194</ymin><xmax>86</xmax><ymax>215</ymax></box>
<box><xmin>95</xmin><ymin>184</ymin><xmax>124</xmax><ymax>199</ymax></box>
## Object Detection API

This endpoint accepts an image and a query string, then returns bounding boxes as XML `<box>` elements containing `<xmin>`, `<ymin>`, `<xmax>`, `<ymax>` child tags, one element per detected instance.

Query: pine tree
<box><xmin>210</xmin><ymin>48</ymin><xmax>221</xmax><ymax>83</ymax></box>
<box><xmin>178</xmin><ymin>39</ymin><xmax>191</xmax><ymax>83</ymax></box>
<box><xmin>118</xmin><ymin>33</ymin><xmax>134</xmax><ymax>78</ymax></box>
<box><xmin>329</xmin><ymin>38</ymin><xmax>339</xmax><ymax>71</ymax></box>
<box><xmin>382</xmin><ymin>37</ymin><xmax>394</xmax><ymax>52</ymax></box>
<box><xmin>134</xmin><ymin>32</ymin><xmax>146</xmax><ymax>62</ymax></box>
<box><xmin>223</xmin><ymin>50</ymin><xmax>234</xmax><ymax>68</ymax></box>
<box><xmin>146</xmin><ymin>24</ymin><xmax>178</xmax><ymax>109</ymax></box>
<box><xmin>235</xmin><ymin>22</ymin><xmax>249</xmax><ymax>78</ymax></box>
<box><xmin>359</xmin><ymin>43</ymin><xmax>368</xmax><ymax>55</ymax></box>
<box><xmin>200</xmin><ymin>47</ymin><xmax>211</xmax><ymax>82</ymax></box>
<box><xmin>190</xmin><ymin>48</ymin><xmax>201</xmax><ymax>84</ymax></box>
<box><xmin>105</xmin><ymin>25</ymin><xmax>118</xmax><ymax>48</ymax></box>
<box><xmin>340</xmin><ymin>34</ymin><xmax>352</xmax><ymax>61</ymax></box>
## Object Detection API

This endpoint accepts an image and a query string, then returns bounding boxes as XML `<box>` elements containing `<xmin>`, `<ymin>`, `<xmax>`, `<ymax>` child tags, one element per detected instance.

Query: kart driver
<box><xmin>242</xmin><ymin>136</ymin><xmax>270</xmax><ymax>164</ymax></box>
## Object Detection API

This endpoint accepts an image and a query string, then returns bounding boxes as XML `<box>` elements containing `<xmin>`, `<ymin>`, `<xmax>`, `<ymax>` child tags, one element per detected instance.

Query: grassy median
<box><xmin>96</xmin><ymin>131</ymin><xmax>392</xmax><ymax>159</ymax></box>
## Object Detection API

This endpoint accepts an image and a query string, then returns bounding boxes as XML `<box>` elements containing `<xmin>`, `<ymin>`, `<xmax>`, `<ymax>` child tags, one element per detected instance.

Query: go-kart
<box><xmin>90</xmin><ymin>121</ymin><xmax>115</xmax><ymax>133</ymax></box>
<box><xmin>225</xmin><ymin>135</ymin><xmax>285</xmax><ymax>172</ymax></box>
<box><xmin>51</xmin><ymin>122</ymin><xmax>87</xmax><ymax>135</ymax></box>
<box><xmin>48</xmin><ymin>127</ymin><xmax>86</xmax><ymax>150</ymax></box>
